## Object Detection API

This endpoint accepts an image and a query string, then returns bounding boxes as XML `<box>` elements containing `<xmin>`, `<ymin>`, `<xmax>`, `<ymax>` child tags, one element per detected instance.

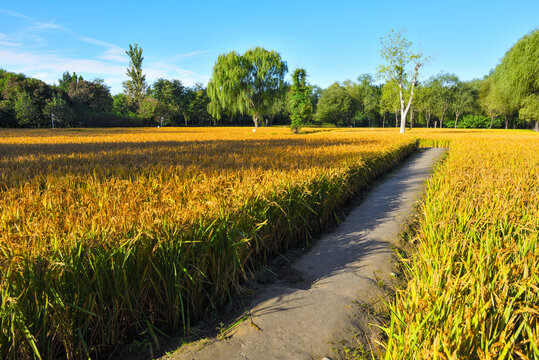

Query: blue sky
<box><xmin>0</xmin><ymin>1</ymin><xmax>537</xmax><ymax>94</ymax></box>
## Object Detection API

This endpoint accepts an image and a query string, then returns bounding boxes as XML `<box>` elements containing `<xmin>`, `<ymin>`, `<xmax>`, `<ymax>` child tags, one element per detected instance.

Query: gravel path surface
<box><xmin>164</xmin><ymin>148</ymin><xmax>446</xmax><ymax>360</ymax></box>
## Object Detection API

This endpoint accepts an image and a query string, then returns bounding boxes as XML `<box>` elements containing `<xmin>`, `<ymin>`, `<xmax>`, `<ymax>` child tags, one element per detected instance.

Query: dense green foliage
<box><xmin>458</xmin><ymin>114</ymin><xmax>502</xmax><ymax>128</ymax></box>
<box><xmin>123</xmin><ymin>44</ymin><xmax>147</xmax><ymax>103</ymax></box>
<box><xmin>0</xmin><ymin>69</ymin><xmax>145</xmax><ymax>128</ymax></box>
<box><xmin>0</xmin><ymin>69</ymin><xmax>221</xmax><ymax>128</ymax></box>
<box><xmin>207</xmin><ymin>47</ymin><xmax>288</xmax><ymax>128</ymax></box>
<box><xmin>489</xmin><ymin>29</ymin><xmax>538</xmax><ymax>131</ymax></box>
<box><xmin>316</xmin><ymin>82</ymin><xmax>356</xmax><ymax>126</ymax></box>
<box><xmin>288</xmin><ymin>68</ymin><xmax>312</xmax><ymax>133</ymax></box>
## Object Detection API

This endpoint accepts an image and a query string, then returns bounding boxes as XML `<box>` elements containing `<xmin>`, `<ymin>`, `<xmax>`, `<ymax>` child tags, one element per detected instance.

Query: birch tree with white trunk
<box><xmin>378</xmin><ymin>29</ymin><xmax>425</xmax><ymax>133</ymax></box>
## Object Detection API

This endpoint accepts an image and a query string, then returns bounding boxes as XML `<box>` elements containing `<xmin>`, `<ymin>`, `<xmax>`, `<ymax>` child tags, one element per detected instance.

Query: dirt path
<box><xmin>163</xmin><ymin>148</ymin><xmax>446</xmax><ymax>360</ymax></box>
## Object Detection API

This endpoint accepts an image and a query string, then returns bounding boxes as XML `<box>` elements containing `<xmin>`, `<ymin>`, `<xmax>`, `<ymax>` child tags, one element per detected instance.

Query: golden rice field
<box><xmin>0</xmin><ymin>127</ymin><xmax>418</xmax><ymax>359</ymax></box>
<box><xmin>384</xmin><ymin>130</ymin><xmax>539</xmax><ymax>359</ymax></box>
<box><xmin>1</xmin><ymin>127</ymin><xmax>537</xmax><ymax>359</ymax></box>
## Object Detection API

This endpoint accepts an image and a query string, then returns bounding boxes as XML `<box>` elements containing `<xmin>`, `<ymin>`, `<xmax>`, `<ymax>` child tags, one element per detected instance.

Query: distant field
<box><xmin>0</xmin><ymin>127</ymin><xmax>418</xmax><ymax>358</ymax></box>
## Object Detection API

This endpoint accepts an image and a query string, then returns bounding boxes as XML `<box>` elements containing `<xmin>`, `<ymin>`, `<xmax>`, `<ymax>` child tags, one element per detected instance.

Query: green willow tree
<box><xmin>123</xmin><ymin>44</ymin><xmax>147</xmax><ymax>104</ymax></box>
<box><xmin>207</xmin><ymin>47</ymin><xmax>288</xmax><ymax>128</ymax></box>
<box><xmin>288</xmin><ymin>68</ymin><xmax>312</xmax><ymax>133</ymax></box>
<box><xmin>479</xmin><ymin>74</ymin><xmax>501</xmax><ymax>129</ymax></box>
<box><xmin>491</xmin><ymin>29</ymin><xmax>538</xmax><ymax>131</ymax></box>
<box><xmin>378</xmin><ymin>29</ymin><xmax>425</xmax><ymax>133</ymax></box>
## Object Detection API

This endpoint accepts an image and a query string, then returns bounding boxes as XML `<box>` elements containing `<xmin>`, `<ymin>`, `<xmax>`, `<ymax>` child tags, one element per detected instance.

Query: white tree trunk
<box><xmin>253</xmin><ymin>114</ymin><xmax>259</xmax><ymax>128</ymax></box>
<box><xmin>399</xmin><ymin>64</ymin><xmax>420</xmax><ymax>134</ymax></box>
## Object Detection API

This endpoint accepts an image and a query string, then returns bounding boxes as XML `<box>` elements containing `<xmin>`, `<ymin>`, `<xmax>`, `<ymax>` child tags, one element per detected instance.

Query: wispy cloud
<box><xmin>78</xmin><ymin>36</ymin><xmax>120</xmax><ymax>49</ymax></box>
<box><xmin>0</xmin><ymin>9</ymin><xmax>210</xmax><ymax>93</ymax></box>
<box><xmin>0</xmin><ymin>49</ymin><xmax>125</xmax><ymax>75</ymax></box>
<box><xmin>0</xmin><ymin>8</ymin><xmax>32</xmax><ymax>21</ymax></box>
<box><xmin>0</xmin><ymin>33</ymin><xmax>21</xmax><ymax>46</ymax></box>
<box><xmin>99</xmin><ymin>47</ymin><xmax>127</xmax><ymax>63</ymax></box>
<box><xmin>170</xmin><ymin>50</ymin><xmax>209</xmax><ymax>61</ymax></box>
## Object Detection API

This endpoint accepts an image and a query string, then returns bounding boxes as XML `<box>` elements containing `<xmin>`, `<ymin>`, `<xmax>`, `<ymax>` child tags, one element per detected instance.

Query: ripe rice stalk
<box><xmin>0</xmin><ymin>127</ymin><xmax>417</xmax><ymax>358</ymax></box>
<box><xmin>383</xmin><ymin>133</ymin><xmax>538</xmax><ymax>359</ymax></box>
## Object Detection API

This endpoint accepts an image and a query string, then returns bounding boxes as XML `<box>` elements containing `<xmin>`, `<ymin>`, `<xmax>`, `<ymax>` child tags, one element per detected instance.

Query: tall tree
<box><xmin>288</xmin><ymin>68</ymin><xmax>312</xmax><ymax>133</ymax></box>
<box><xmin>43</xmin><ymin>94</ymin><xmax>76</xmax><ymax>127</ymax></box>
<box><xmin>187</xmin><ymin>83</ymin><xmax>213</xmax><ymax>125</ymax></box>
<box><xmin>58</xmin><ymin>71</ymin><xmax>83</xmax><ymax>92</ymax></box>
<box><xmin>68</xmin><ymin>79</ymin><xmax>113</xmax><ymax>113</ymax></box>
<box><xmin>14</xmin><ymin>91</ymin><xmax>41</xmax><ymax>127</ymax></box>
<box><xmin>491</xmin><ymin>29</ymin><xmax>538</xmax><ymax>131</ymax></box>
<box><xmin>151</xmin><ymin>79</ymin><xmax>185</xmax><ymax>109</ymax></box>
<box><xmin>266</xmin><ymin>83</ymin><xmax>288</xmax><ymax>126</ymax></box>
<box><xmin>479</xmin><ymin>75</ymin><xmax>500</xmax><ymax>129</ymax></box>
<box><xmin>431</xmin><ymin>73</ymin><xmax>458</xmax><ymax>128</ymax></box>
<box><xmin>358</xmin><ymin>75</ymin><xmax>380</xmax><ymax>127</ymax></box>
<box><xmin>380</xmin><ymin>80</ymin><xmax>400</xmax><ymax>128</ymax></box>
<box><xmin>137</xmin><ymin>97</ymin><xmax>167</xmax><ymax>124</ymax></box>
<box><xmin>451</xmin><ymin>81</ymin><xmax>477</xmax><ymax>128</ymax></box>
<box><xmin>378</xmin><ymin>29</ymin><xmax>425</xmax><ymax>133</ymax></box>
<box><xmin>315</xmin><ymin>82</ymin><xmax>354</xmax><ymax>126</ymax></box>
<box><xmin>123</xmin><ymin>44</ymin><xmax>147</xmax><ymax>103</ymax></box>
<box><xmin>309</xmin><ymin>85</ymin><xmax>323</xmax><ymax>114</ymax></box>
<box><xmin>207</xmin><ymin>47</ymin><xmax>288</xmax><ymax>128</ymax></box>
<box><xmin>415</xmin><ymin>81</ymin><xmax>436</xmax><ymax>128</ymax></box>
<box><xmin>150</xmin><ymin>78</ymin><xmax>187</xmax><ymax>124</ymax></box>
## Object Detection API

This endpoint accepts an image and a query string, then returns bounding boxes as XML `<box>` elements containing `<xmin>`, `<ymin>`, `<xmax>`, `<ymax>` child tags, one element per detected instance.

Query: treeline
<box><xmin>316</xmin><ymin>29</ymin><xmax>537</xmax><ymax>130</ymax></box>
<box><xmin>0</xmin><ymin>69</ymin><xmax>221</xmax><ymax>128</ymax></box>
<box><xmin>1</xmin><ymin>29</ymin><xmax>536</xmax><ymax>129</ymax></box>
<box><xmin>317</xmin><ymin>72</ymin><xmax>527</xmax><ymax>130</ymax></box>
<box><xmin>0</xmin><ymin>68</ymin><xmax>529</xmax><ymax>130</ymax></box>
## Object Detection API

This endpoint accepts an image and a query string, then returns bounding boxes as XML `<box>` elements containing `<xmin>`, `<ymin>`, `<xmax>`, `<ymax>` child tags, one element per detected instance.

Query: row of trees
<box><xmin>314</xmin><ymin>28</ymin><xmax>537</xmax><ymax>131</ymax></box>
<box><xmin>0</xmin><ymin>66</ymin><xmax>523</xmax><ymax>131</ymax></box>
<box><xmin>0</xmin><ymin>45</ymin><xmax>216</xmax><ymax>128</ymax></box>
<box><xmin>0</xmin><ymin>69</ymin><xmax>123</xmax><ymax>128</ymax></box>
<box><xmin>0</xmin><ymin>69</ymin><xmax>217</xmax><ymax>128</ymax></box>
<box><xmin>1</xmin><ymin>29</ymin><xmax>536</xmax><ymax>131</ymax></box>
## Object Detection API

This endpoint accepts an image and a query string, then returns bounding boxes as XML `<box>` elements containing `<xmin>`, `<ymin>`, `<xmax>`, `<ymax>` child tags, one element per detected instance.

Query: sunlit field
<box><xmin>0</xmin><ymin>127</ymin><xmax>418</xmax><ymax>358</ymax></box>
<box><xmin>1</xmin><ymin>127</ymin><xmax>537</xmax><ymax>359</ymax></box>
<box><xmin>384</xmin><ymin>130</ymin><xmax>539</xmax><ymax>359</ymax></box>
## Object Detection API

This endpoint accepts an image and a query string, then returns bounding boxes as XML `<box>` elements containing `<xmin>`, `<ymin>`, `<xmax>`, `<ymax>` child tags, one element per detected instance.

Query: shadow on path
<box><xmin>156</xmin><ymin>148</ymin><xmax>447</xmax><ymax>360</ymax></box>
